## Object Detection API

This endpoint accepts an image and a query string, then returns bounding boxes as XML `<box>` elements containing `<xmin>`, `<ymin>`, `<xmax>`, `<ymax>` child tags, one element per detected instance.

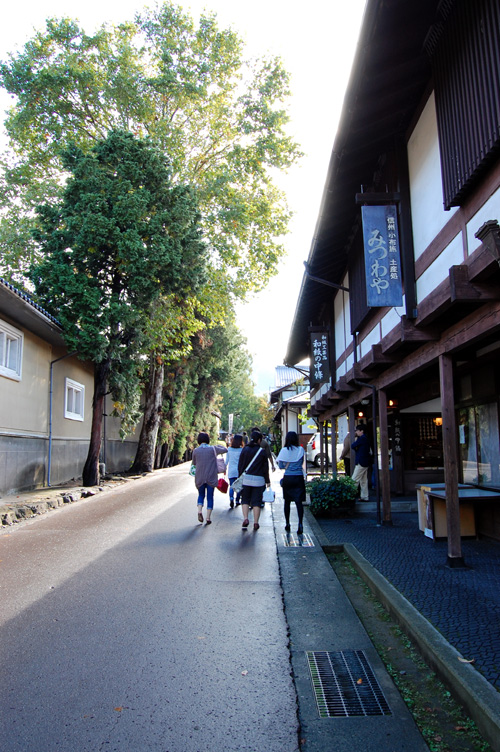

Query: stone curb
<box><xmin>343</xmin><ymin>543</ymin><xmax>500</xmax><ymax>752</ymax></box>
<box><xmin>304</xmin><ymin>509</ymin><xmax>500</xmax><ymax>752</ymax></box>
<box><xmin>0</xmin><ymin>476</ymin><xmax>138</xmax><ymax>527</ymax></box>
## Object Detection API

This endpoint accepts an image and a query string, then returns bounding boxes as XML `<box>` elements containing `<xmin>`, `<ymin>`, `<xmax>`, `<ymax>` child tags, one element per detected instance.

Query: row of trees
<box><xmin>0</xmin><ymin>3</ymin><xmax>298</xmax><ymax>483</ymax></box>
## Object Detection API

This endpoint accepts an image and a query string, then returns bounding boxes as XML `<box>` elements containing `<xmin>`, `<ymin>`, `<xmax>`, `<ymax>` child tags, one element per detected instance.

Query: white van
<box><xmin>306</xmin><ymin>433</ymin><xmax>342</xmax><ymax>467</ymax></box>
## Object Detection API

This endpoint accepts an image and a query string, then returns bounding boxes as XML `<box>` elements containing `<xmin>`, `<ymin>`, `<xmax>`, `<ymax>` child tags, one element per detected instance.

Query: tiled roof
<box><xmin>0</xmin><ymin>277</ymin><xmax>61</xmax><ymax>326</ymax></box>
<box><xmin>275</xmin><ymin>365</ymin><xmax>305</xmax><ymax>388</ymax></box>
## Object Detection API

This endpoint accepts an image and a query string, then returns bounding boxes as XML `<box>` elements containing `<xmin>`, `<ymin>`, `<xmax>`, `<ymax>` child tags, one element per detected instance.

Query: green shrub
<box><xmin>306</xmin><ymin>474</ymin><xmax>358</xmax><ymax>516</ymax></box>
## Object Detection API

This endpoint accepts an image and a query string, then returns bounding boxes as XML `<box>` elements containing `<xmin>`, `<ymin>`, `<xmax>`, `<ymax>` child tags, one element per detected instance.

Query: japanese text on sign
<box><xmin>310</xmin><ymin>331</ymin><xmax>330</xmax><ymax>386</ymax></box>
<box><xmin>361</xmin><ymin>205</ymin><xmax>403</xmax><ymax>307</ymax></box>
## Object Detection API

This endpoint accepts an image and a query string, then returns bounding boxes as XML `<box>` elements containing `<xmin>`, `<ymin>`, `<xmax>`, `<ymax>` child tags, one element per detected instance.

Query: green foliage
<box><xmin>0</xmin><ymin>3</ymin><xmax>302</xmax><ymax>293</ymax></box>
<box><xmin>306</xmin><ymin>475</ymin><xmax>358</xmax><ymax>516</ymax></box>
<box><xmin>30</xmin><ymin>128</ymin><xmax>207</xmax><ymax>408</ymax></box>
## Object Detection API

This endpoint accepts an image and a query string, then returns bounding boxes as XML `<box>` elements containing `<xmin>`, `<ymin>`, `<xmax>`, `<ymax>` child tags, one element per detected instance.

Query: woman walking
<box><xmin>225</xmin><ymin>434</ymin><xmax>244</xmax><ymax>508</ymax></box>
<box><xmin>192</xmin><ymin>432</ymin><xmax>227</xmax><ymax>525</ymax></box>
<box><xmin>276</xmin><ymin>431</ymin><xmax>306</xmax><ymax>535</ymax></box>
<box><xmin>238</xmin><ymin>429</ymin><xmax>270</xmax><ymax>531</ymax></box>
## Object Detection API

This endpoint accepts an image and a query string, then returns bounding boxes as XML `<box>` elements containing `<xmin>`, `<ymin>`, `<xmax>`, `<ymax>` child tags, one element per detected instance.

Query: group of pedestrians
<box><xmin>191</xmin><ymin>429</ymin><xmax>306</xmax><ymax>534</ymax></box>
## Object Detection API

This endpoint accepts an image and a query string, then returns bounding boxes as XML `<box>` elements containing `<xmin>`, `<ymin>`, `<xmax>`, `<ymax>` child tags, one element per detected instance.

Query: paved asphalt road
<box><xmin>0</xmin><ymin>467</ymin><xmax>299</xmax><ymax>752</ymax></box>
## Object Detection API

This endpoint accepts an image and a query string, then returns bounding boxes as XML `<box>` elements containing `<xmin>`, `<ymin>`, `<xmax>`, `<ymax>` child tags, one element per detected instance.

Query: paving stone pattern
<box><xmin>316</xmin><ymin>511</ymin><xmax>500</xmax><ymax>691</ymax></box>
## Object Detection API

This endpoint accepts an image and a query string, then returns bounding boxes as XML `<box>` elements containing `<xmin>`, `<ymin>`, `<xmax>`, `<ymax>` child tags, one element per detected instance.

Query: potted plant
<box><xmin>306</xmin><ymin>474</ymin><xmax>358</xmax><ymax>517</ymax></box>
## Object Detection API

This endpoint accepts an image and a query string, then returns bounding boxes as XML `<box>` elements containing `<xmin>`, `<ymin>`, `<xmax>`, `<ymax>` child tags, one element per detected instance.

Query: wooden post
<box><xmin>348</xmin><ymin>405</ymin><xmax>356</xmax><ymax>476</ymax></box>
<box><xmin>319</xmin><ymin>421</ymin><xmax>325</xmax><ymax>475</ymax></box>
<box><xmin>323</xmin><ymin>420</ymin><xmax>330</xmax><ymax>474</ymax></box>
<box><xmin>378</xmin><ymin>389</ymin><xmax>392</xmax><ymax>525</ymax></box>
<box><xmin>439</xmin><ymin>353</ymin><xmax>465</xmax><ymax>567</ymax></box>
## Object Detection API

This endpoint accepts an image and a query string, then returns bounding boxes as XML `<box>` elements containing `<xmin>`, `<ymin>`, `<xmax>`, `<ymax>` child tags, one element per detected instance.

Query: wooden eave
<box><xmin>285</xmin><ymin>0</ymin><xmax>442</xmax><ymax>366</ymax></box>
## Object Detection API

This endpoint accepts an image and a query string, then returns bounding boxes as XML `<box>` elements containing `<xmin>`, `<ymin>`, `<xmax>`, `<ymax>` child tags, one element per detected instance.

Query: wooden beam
<box><xmin>366</xmin><ymin>344</ymin><xmax>398</xmax><ymax>371</ymax></box>
<box><xmin>449</xmin><ymin>265</ymin><xmax>500</xmax><ymax>302</ymax></box>
<box><xmin>439</xmin><ymin>353</ymin><xmax>465</xmax><ymax>567</ymax></box>
<box><xmin>336</xmin><ymin>376</ymin><xmax>356</xmax><ymax>394</ymax></box>
<box><xmin>374</xmin><ymin>301</ymin><xmax>500</xmax><ymax>392</ymax></box>
<box><xmin>380</xmin><ymin>316</ymin><xmax>439</xmax><ymax>354</ymax></box>
<box><xmin>355</xmin><ymin>192</ymin><xmax>401</xmax><ymax>204</ymax></box>
<box><xmin>400</xmin><ymin>316</ymin><xmax>440</xmax><ymax>344</ymax></box>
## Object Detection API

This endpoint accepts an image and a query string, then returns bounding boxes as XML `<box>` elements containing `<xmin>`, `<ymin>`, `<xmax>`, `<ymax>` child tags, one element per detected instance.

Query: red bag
<box><xmin>217</xmin><ymin>477</ymin><xmax>229</xmax><ymax>493</ymax></box>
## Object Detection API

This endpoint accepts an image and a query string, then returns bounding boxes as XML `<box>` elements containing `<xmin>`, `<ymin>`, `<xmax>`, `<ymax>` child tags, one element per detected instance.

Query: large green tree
<box><xmin>0</xmin><ymin>4</ymin><xmax>301</xmax><ymax>295</ymax></box>
<box><xmin>1</xmin><ymin>3</ymin><xmax>301</xmax><ymax>473</ymax></box>
<box><xmin>30</xmin><ymin>129</ymin><xmax>207</xmax><ymax>485</ymax></box>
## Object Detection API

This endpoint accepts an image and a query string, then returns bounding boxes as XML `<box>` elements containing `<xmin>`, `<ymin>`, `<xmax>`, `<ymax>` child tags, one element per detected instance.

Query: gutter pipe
<box><xmin>48</xmin><ymin>351</ymin><xmax>77</xmax><ymax>487</ymax></box>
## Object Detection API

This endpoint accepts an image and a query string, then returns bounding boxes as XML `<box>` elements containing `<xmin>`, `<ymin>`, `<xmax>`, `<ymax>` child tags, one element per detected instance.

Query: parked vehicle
<box><xmin>306</xmin><ymin>433</ymin><xmax>342</xmax><ymax>467</ymax></box>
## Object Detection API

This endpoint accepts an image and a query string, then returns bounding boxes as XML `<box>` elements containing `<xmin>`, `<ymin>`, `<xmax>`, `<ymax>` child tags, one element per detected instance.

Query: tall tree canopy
<box><xmin>31</xmin><ymin>128</ymin><xmax>207</xmax><ymax>484</ymax></box>
<box><xmin>0</xmin><ymin>3</ymin><xmax>301</xmax><ymax>295</ymax></box>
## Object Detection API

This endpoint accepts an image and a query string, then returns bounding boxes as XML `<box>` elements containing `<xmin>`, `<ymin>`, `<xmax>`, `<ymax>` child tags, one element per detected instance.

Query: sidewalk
<box><xmin>304</xmin><ymin>498</ymin><xmax>500</xmax><ymax>751</ymax></box>
<box><xmin>271</xmin><ymin>494</ymin><xmax>429</xmax><ymax>751</ymax></box>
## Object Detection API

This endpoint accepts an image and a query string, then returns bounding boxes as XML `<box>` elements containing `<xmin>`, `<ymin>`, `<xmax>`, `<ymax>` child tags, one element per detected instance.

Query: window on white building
<box><xmin>0</xmin><ymin>320</ymin><xmax>23</xmax><ymax>380</ymax></box>
<box><xmin>65</xmin><ymin>378</ymin><xmax>85</xmax><ymax>421</ymax></box>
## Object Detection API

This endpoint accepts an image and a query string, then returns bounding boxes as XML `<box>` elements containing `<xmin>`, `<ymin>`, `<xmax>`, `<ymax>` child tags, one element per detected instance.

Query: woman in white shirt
<box><xmin>225</xmin><ymin>434</ymin><xmax>244</xmax><ymax>508</ymax></box>
<box><xmin>276</xmin><ymin>431</ymin><xmax>306</xmax><ymax>535</ymax></box>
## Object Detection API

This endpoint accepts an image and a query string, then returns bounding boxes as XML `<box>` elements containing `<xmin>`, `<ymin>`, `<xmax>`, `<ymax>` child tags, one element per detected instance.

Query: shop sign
<box><xmin>310</xmin><ymin>331</ymin><xmax>330</xmax><ymax>386</ymax></box>
<box><xmin>361</xmin><ymin>204</ymin><xmax>403</xmax><ymax>307</ymax></box>
<box><xmin>393</xmin><ymin>417</ymin><xmax>402</xmax><ymax>454</ymax></box>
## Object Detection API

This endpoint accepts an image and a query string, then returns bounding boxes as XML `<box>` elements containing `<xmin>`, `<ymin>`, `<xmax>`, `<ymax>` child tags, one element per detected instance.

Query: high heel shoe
<box><xmin>297</xmin><ymin>524</ymin><xmax>303</xmax><ymax>535</ymax></box>
<box><xmin>285</xmin><ymin>524</ymin><xmax>291</xmax><ymax>532</ymax></box>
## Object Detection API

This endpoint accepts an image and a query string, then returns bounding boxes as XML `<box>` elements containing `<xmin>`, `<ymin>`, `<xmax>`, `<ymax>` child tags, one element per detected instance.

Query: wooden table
<box><xmin>415</xmin><ymin>483</ymin><xmax>470</xmax><ymax>535</ymax></box>
<box><xmin>422</xmin><ymin>486</ymin><xmax>500</xmax><ymax>539</ymax></box>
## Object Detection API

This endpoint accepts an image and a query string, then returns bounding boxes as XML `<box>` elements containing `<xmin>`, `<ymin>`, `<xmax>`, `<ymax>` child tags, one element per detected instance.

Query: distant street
<box><xmin>0</xmin><ymin>466</ymin><xmax>299</xmax><ymax>752</ymax></box>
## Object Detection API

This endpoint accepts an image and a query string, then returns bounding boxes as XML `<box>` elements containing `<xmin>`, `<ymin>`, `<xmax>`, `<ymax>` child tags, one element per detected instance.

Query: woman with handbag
<box><xmin>192</xmin><ymin>432</ymin><xmax>227</xmax><ymax>525</ymax></box>
<box><xmin>225</xmin><ymin>434</ymin><xmax>244</xmax><ymax>508</ymax></box>
<box><xmin>237</xmin><ymin>429</ymin><xmax>270</xmax><ymax>531</ymax></box>
<box><xmin>276</xmin><ymin>431</ymin><xmax>306</xmax><ymax>535</ymax></box>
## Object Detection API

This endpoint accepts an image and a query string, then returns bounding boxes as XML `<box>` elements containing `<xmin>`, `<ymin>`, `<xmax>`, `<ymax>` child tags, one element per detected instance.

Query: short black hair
<box><xmin>197</xmin><ymin>431</ymin><xmax>210</xmax><ymax>444</ymax></box>
<box><xmin>356</xmin><ymin>425</ymin><xmax>365</xmax><ymax>432</ymax></box>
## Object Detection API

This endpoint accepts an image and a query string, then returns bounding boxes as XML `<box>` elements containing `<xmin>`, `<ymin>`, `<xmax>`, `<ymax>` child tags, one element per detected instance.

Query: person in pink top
<box><xmin>192</xmin><ymin>432</ymin><xmax>227</xmax><ymax>525</ymax></box>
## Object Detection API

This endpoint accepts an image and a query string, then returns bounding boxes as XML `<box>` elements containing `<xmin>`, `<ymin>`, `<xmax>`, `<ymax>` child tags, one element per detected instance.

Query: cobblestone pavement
<box><xmin>315</xmin><ymin>510</ymin><xmax>500</xmax><ymax>692</ymax></box>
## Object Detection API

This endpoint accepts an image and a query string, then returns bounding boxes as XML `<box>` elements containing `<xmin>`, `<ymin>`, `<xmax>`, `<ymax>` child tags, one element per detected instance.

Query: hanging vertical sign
<box><xmin>310</xmin><ymin>330</ymin><xmax>330</xmax><ymax>386</ymax></box>
<box><xmin>361</xmin><ymin>204</ymin><xmax>403</xmax><ymax>307</ymax></box>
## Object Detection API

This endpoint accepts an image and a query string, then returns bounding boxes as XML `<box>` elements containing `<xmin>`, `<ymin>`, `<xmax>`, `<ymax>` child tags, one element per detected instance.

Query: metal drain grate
<box><xmin>307</xmin><ymin>650</ymin><xmax>391</xmax><ymax>718</ymax></box>
<box><xmin>281</xmin><ymin>533</ymin><xmax>314</xmax><ymax>547</ymax></box>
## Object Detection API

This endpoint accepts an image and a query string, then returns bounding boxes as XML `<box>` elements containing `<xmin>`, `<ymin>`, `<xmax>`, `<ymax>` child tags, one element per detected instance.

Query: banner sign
<box><xmin>310</xmin><ymin>331</ymin><xmax>330</xmax><ymax>386</ymax></box>
<box><xmin>228</xmin><ymin>413</ymin><xmax>233</xmax><ymax>435</ymax></box>
<box><xmin>361</xmin><ymin>204</ymin><xmax>403</xmax><ymax>307</ymax></box>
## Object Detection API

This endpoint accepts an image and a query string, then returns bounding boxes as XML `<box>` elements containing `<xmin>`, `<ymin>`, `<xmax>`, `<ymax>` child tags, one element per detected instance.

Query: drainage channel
<box><xmin>281</xmin><ymin>532</ymin><xmax>315</xmax><ymax>547</ymax></box>
<box><xmin>307</xmin><ymin>650</ymin><xmax>391</xmax><ymax>718</ymax></box>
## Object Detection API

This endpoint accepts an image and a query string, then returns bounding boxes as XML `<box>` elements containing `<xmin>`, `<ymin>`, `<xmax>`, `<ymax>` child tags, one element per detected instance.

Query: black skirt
<box><xmin>281</xmin><ymin>475</ymin><xmax>306</xmax><ymax>503</ymax></box>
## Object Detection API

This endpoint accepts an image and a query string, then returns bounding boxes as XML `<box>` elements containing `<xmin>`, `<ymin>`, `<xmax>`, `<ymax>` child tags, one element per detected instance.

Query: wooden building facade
<box><xmin>286</xmin><ymin>0</ymin><xmax>500</xmax><ymax>562</ymax></box>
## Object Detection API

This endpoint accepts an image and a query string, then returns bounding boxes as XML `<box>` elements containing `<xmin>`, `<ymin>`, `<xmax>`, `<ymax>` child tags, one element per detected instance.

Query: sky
<box><xmin>0</xmin><ymin>0</ymin><xmax>367</xmax><ymax>394</ymax></box>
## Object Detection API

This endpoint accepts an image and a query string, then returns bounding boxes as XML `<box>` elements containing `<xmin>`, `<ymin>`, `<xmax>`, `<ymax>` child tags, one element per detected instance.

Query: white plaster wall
<box><xmin>380</xmin><ymin>302</ymin><xmax>405</xmax><ymax>339</ymax></box>
<box><xmin>466</xmin><ymin>185</ymin><xmax>500</xmax><ymax>255</ymax></box>
<box><xmin>407</xmin><ymin>92</ymin><xmax>459</xmax><ymax>259</ymax></box>
<box><xmin>345</xmin><ymin>351</ymin><xmax>355</xmax><ymax>372</ymax></box>
<box><xmin>359</xmin><ymin>324</ymin><xmax>381</xmax><ymax>358</ymax></box>
<box><xmin>416</xmin><ymin>232</ymin><xmax>464</xmax><ymax>302</ymax></box>
<box><xmin>334</xmin><ymin>295</ymin><xmax>346</xmax><ymax>360</ymax></box>
<box><xmin>334</xmin><ymin>284</ymin><xmax>350</xmax><ymax>361</ymax></box>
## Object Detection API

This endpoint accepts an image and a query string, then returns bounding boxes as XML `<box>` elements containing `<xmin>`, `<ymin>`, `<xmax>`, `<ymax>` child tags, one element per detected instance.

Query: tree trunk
<box><xmin>82</xmin><ymin>360</ymin><xmax>110</xmax><ymax>487</ymax></box>
<box><xmin>131</xmin><ymin>355</ymin><xmax>164</xmax><ymax>473</ymax></box>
